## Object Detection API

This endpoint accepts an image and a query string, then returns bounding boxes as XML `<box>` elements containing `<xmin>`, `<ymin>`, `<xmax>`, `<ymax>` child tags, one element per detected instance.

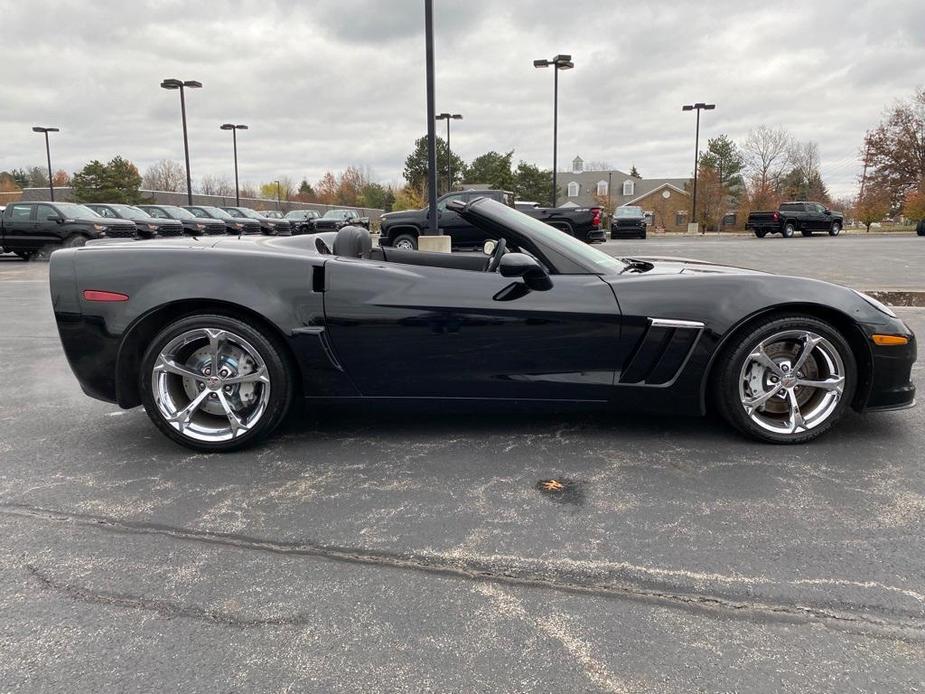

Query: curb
<box><xmin>866</xmin><ymin>291</ymin><xmax>925</xmax><ymax>307</ymax></box>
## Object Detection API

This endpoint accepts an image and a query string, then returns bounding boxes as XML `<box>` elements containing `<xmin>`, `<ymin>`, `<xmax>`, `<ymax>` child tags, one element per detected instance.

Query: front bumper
<box><xmin>863</xmin><ymin>330</ymin><xmax>917</xmax><ymax>411</ymax></box>
<box><xmin>611</xmin><ymin>224</ymin><xmax>646</xmax><ymax>238</ymax></box>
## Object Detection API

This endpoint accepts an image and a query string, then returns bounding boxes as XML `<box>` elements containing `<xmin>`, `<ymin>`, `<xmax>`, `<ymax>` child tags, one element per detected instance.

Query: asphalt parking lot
<box><xmin>1</xmin><ymin>237</ymin><xmax>923</xmax><ymax>693</ymax></box>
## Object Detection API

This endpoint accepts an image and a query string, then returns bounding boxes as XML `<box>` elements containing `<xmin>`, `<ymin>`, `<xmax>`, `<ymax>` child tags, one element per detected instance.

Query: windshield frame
<box><xmin>461</xmin><ymin>197</ymin><xmax>627</xmax><ymax>275</ymax></box>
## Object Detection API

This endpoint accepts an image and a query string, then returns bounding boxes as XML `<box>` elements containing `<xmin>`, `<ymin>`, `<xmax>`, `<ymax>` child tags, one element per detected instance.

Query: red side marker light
<box><xmin>82</xmin><ymin>290</ymin><xmax>129</xmax><ymax>302</ymax></box>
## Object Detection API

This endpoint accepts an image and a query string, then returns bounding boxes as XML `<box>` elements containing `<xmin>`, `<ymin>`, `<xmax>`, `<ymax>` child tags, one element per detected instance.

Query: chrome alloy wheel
<box><xmin>151</xmin><ymin>328</ymin><xmax>272</xmax><ymax>443</ymax></box>
<box><xmin>738</xmin><ymin>330</ymin><xmax>846</xmax><ymax>435</ymax></box>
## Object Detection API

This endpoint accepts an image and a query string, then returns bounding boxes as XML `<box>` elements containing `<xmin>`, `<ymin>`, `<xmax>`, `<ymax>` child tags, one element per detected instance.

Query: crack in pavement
<box><xmin>3</xmin><ymin>501</ymin><xmax>924</xmax><ymax>640</ymax></box>
<box><xmin>24</xmin><ymin>564</ymin><xmax>320</xmax><ymax>629</ymax></box>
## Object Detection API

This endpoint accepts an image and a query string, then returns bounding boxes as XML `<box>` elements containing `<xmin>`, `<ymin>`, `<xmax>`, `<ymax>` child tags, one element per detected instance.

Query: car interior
<box><xmin>330</xmin><ymin>225</ymin><xmax>494</xmax><ymax>272</ymax></box>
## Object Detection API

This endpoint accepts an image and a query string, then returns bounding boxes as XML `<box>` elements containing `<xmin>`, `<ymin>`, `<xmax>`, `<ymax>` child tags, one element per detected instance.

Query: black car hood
<box><xmin>620</xmin><ymin>256</ymin><xmax>768</xmax><ymax>276</ymax></box>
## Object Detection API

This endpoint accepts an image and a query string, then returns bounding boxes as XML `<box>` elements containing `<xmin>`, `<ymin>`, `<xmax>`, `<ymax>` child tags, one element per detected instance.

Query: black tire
<box><xmin>139</xmin><ymin>313</ymin><xmax>293</xmax><ymax>452</ymax></box>
<box><xmin>714</xmin><ymin>315</ymin><xmax>857</xmax><ymax>444</ymax></box>
<box><xmin>15</xmin><ymin>250</ymin><xmax>36</xmax><ymax>261</ymax></box>
<box><xmin>63</xmin><ymin>234</ymin><xmax>90</xmax><ymax>248</ymax></box>
<box><xmin>392</xmin><ymin>232</ymin><xmax>418</xmax><ymax>250</ymax></box>
<box><xmin>829</xmin><ymin>222</ymin><xmax>841</xmax><ymax>236</ymax></box>
<box><xmin>801</xmin><ymin>230</ymin><xmax>812</xmax><ymax>237</ymax></box>
<box><xmin>754</xmin><ymin>229</ymin><xmax>767</xmax><ymax>239</ymax></box>
<box><xmin>782</xmin><ymin>223</ymin><xmax>795</xmax><ymax>238</ymax></box>
<box><xmin>917</xmin><ymin>220</ymin><xmax>925</xmax><ymax>236</ymax></box>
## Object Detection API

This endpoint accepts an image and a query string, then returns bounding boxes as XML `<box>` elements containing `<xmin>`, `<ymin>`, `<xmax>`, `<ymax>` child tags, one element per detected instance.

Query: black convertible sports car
<box><xmin>49</xmin><ymin>197</ymin><xmax>916</xmax><ymax>452</ymax></box>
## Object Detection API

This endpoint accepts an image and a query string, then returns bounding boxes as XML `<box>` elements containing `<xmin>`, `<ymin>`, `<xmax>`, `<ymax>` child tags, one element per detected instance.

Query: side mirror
<box><xmin>499</xmin><ymin>252</ymin><xmax>553</xmax><ymax>291</ymax></box>
<box><xmin>824</xmin><ymin>209</ymin><xmax>831</xmax><ymax>215</ymax></box>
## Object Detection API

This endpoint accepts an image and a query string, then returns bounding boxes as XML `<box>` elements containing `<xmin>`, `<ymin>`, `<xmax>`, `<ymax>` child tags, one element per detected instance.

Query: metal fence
<box><xmin>14</xmin><ymin>187</ymin><xmax>384</xmax><ymax>220</ymax></box>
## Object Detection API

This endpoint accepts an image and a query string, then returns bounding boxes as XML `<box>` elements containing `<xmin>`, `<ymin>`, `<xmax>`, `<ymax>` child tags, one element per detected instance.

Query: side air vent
<box><xmin>312</xmin><ymin>265</ymin><xmax>326</xmax><ymax>292</ymax></box>
<box><xmin>619</xmin><ymin>318</ymin><xmax>704</xmax><ymax>386</ymax></box>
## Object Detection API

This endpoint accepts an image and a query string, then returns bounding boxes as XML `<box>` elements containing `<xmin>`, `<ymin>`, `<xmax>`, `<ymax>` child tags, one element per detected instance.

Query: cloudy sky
<box><xmin>1</xmin><ymin>0</ymin><xmax>923</xmax><ymax>197</ymax></box>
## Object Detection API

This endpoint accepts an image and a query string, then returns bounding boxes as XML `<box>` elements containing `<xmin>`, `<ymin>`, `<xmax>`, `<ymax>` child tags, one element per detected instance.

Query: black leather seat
<box><xmin>374</xmin><ymin>246</ymin><xmax>489</xmax><ymax>271</ymax></box>
<box><xmin>332</xmin><ymin>226</ymin><xmax>372</xmax><ymax>259</ymax></box>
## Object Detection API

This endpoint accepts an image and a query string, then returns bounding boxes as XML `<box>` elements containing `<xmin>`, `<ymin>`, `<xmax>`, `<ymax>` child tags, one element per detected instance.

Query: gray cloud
<box><xmin>1</xmin><ymin>0</ymin><xmax>923</xmax><ymax>197</ymax></box>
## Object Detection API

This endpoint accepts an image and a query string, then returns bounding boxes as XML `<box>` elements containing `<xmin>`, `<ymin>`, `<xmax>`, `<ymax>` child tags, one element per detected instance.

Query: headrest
<box><xmin>332</xmin><ymin>225</ymin><xmax>372</xmax><ymax>259</ymax></box>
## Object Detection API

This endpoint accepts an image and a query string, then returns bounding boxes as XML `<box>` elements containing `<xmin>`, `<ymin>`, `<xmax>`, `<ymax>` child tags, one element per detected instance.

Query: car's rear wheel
<box><xmin>15</xmin><ymin>250</ymin><xmax>36</xmax><ymax>261</ymax></box>
<box><xmin>393</xmin><ymin>232</ymin><xmax>418</xmax><ymax>250</ymax></box>
<box><xmin>782</xmin><ymin>223</ymin><xmax>795</xmax><ymax>238</ymax></box>
<box><xmin>829</xmin><ymin>222</ymin><xmax>841</xmax><ymax>236</ymax></box>
<box><xmin>754</xmin><ymin>229</ymin><xmax>767</xmax><ymax>239</ymax></box>
<box><xmin>140</xmin><ymin>314</ymin><xmax>293</xmax><ymax>452</ymax></box>
<box><xmin>715</xmin><ymin>315</ymin><xmax>856</xmax><ymax>444</ymax></box>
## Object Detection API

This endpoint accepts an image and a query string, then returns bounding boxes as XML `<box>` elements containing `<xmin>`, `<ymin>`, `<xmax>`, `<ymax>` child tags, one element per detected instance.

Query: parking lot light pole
<box><xmin>534</xmin><ymin>55</ymin><xmax>573</xmax><ymax>207</ymax></box>
<box><xmin>435</xmin><ymin>113</ymin><xmax>462</xmax><ymax>193</ymax></box>
<box><xmin>31</xmin><ymin>126</ymin><xmax>59</xmax><ymax>201</ymax></box>
<box><xmin>161</xmin><ymin>78</ymin><xmax>202</xmax><ymax>205</ymax></box>
<box><xmin>682</xmin><ymin>102</ymin><xmax>715</xmax><ymax>231</ymax></box>
<box><xmin>220</xmin><ymin>124</ymin><xmax>247</xmax><ymax>206</ymax></box>
<box><xmin>424</xmin><ymin>0</ymin><xmax>439</xmax><ymax>236</ymax></box>
<box><xmin>274</xmin><ymin>180</ymin><xmax>281</xmax><ymax>210</ymax></box>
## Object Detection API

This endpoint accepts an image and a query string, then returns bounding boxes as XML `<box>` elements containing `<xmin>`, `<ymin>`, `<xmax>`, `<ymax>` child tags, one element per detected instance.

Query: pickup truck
<box><xmin>747</xmin><ymin>201</ymin><xmax>844</xmax><ymax>238</ymax></box>
<box><xmin>610</xmin><ymin>205</ymin><xmax>647</xmax><ymax>239</ymax></box>
<box><xmin>313</xmin><ymin>209</ymin><xmax>371</xmax><ymax>232</ymax></box>
<box><xmin>379</xmin><ymin>189</ymin><xmax>604</xmax><ymax>250</ymax></box>
<box><xmin>1</xmin><ymin>201</ymin><xmax>136</xmax><ymax>260</ymax></box>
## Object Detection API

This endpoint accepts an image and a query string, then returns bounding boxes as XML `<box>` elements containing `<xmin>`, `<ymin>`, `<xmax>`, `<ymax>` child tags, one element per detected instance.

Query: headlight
<box><xmin>233</xmin><ymin>223</ymin><xmax>244</xmax><ymax>229</ymax></box>
<box><xmin>93</xmin><ymin>224</ymin><xmax>107</xmax><ymax>231</ymax></box>
<box><xmin>195</xmin><ymin>224</ymin><xmax>207</xmax><ymax>231</ymax></box>
<box><xmin>853</xmin><ymin>290</ymin><xmax>897</xmax><ymax>319</ymax></box>
<box><xmin>147</xmin><ymin>224</ymin><xmax>159</xmax><ymax>231</ymax></box>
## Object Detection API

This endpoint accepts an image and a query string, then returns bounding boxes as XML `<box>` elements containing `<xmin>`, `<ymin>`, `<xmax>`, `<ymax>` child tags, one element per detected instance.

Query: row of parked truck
<box><xmin>0</xmin><ymin>201</ymin><xmax>371</xmax><ymax>259</ymax></box>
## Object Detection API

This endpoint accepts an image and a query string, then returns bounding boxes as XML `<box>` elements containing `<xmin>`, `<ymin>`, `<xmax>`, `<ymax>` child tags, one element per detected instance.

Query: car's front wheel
<box><xmin>140</xmin><ymin>314</ymin><xmax>293</xmax><ymax>452</ymax></box>
<box><xmin>829</xmin><ymin>222</ymin><xmax>841</xmax><ymax>236</ymax></box>
<box><xmin>715</xmin><ymin>315</ymin><xmax>856</xmax><ymax>444</ymax></box>
<box><xmin>392</xmin><ymin>232</ymin><xmax>418</xmax><ymax>250</ymax></box>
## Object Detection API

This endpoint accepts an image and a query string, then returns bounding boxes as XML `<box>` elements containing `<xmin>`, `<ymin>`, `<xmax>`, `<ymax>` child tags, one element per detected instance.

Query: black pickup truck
<box><xmin>747</xmin><ymin>201</ymin><xmax>844</xmax><ymax>238</ymax></box>
<box><xmin>379</xmin><ymin>190</ymin><xmax>604</xmax><ymax>250</ymax></box>
<box><xmin>1</xmin><ymin>201</ymin><xmax>136</xmax><ymax>259</ymax></box>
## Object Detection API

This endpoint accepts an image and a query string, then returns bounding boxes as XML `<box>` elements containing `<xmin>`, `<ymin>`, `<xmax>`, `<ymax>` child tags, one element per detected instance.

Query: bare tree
<box><xmin>142</xmin><ymin>160</ymin><xmax>187</xmax><ymax>192</ymax></box>
<box><xmin>743</xmin><ymin>126</ymin><xmax>793</xmax><ymax>188</ymax></box>
<box><xmin>199</xmin><ymin>174</ymin><xmax>233</xmax><ymax>196</ymax></box>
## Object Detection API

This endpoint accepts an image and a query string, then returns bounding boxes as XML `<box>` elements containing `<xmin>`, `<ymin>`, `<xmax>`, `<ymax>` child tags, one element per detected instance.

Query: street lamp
<box><xmin>534</xmin><ymin>54</ymin><xmax>574</xmax><ymax>206</ymax></box>
<box><xmin>161</xmin><ymin>78</ymin><xmax>202</xmax><ymax>205</ymax></box>
<box><xmin>435</xmin><ymin>113</ymin><xmax>462</xmax><ymax>193</ymax></box>
<box><xmin>274</xmin><ymin>180</ymin><xmax>281</xmax><ymax>210</ymax></box>
<box><xmin>32</xmin><ymin>126</ymin><xmax>59</xmax><ymax>201</ymax></box>
<box><xmin>682</xmin><ymin>102</ymin><xmax>716</xmax><ymax>232</ymax></box>
<box><xmin>220</xmin><ymin>123</ymin><xmax>248</xmax><ymax>206</ymax></box>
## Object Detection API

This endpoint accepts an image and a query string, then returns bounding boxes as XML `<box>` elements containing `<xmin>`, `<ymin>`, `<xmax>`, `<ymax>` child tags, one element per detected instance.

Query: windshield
<box><xmin>614</xmin><ymin>207</ymin><xmax>644</xmax><ymax>218</ymax></box>
<box><xmin>232</xmin><ymin>208</ymin><xmax>263</xmax><ymax>220</ymax></box>
<box><xmin>470</xmin><ymin>199</ymin><xmax>626</xmax><ymax>274</ymax></box>
<box><xmin>198</xmin><ymin>206</ymin><xmax>234</xmax><ymax>220</ymax></box>
<box><xmin>158</xmin><ymin>205</ymin><xmax>195</xmax><ymax>220</ymax></box>
<box><xmin>55</xmin><ymin>203</ymin><xmax>100</xmax><ymax>218</ymax></box>
<box><xmin>323</xmin><ymin>210</ymin><xmax>350</xmax><ymax>219</ymax></box>
<box><xmin>101</xmin><ymin>204</ymin><xmax>151</xmax><ymax>221</ymax></box>
<box><xmin>285</xmin><ymin>210</ymin><xmax>317</xmax><ymax>219</ymax></box>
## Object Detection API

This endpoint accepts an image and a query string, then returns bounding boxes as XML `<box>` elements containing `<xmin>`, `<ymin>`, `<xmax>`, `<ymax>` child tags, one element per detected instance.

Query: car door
<box><xmin>322</xmin><ymin>257</ymin><xmax>622</xmax><ymax>401</ymax></box>
<box><xmin>2</xmin><ymin>204</ymin><xmax>36</xmax><ymax>250</ymax></box>
<box><xmin>35</xmin><ymin>204</ymin><xmax>65</xmax><ymax>244</ymax></box>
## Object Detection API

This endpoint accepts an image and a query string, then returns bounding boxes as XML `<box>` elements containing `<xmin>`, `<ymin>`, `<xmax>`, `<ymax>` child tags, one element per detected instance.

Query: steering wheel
<box><xmin>486</xmin><ymin>237</ymin><xmax>508</xmax><ymax>272</ymax></box>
